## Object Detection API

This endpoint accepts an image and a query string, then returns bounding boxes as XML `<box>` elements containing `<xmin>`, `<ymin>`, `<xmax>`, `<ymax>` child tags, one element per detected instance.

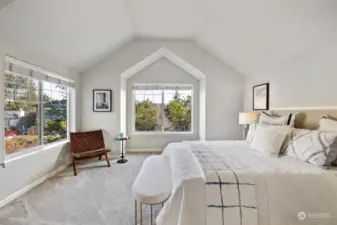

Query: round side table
<box><xmin>115</xmin><ymin>136</ymin><xmax>130</xmax><ymax>164</ymax></box>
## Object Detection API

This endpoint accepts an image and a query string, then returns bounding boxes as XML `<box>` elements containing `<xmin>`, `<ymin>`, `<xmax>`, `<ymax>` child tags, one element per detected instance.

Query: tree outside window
<box><xmin>134</xmin><ymin>85</ymin><xmax>192</xmax><ymax>133</ymax></box>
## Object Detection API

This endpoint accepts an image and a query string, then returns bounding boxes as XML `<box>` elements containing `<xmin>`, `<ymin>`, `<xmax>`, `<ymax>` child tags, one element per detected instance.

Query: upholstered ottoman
<box><xmin>132</xmin><ymin>155</ymin><xmax>172</xmax><ymax>225</ymax></box>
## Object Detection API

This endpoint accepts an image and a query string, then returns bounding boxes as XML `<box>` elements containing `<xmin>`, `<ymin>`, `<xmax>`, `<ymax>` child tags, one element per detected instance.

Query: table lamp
<box><xmin>239</xmin><ymin>112</ymin><xmax>257</xmax><ymax>139</ymax></box>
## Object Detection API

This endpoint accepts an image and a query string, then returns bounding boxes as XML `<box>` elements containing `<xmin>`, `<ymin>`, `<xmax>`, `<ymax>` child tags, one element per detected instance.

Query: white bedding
<box><xmin>157</xmin><ymin>141</ymin><xmax>337</xmax><ymax>225</ymax></box>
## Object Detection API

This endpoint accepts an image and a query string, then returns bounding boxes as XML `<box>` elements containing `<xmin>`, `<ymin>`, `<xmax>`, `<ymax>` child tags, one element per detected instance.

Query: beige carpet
<box><xmin>0</xmin><ymin>154</ymin><xmax>162</xmax><ymax>225</ymax></box>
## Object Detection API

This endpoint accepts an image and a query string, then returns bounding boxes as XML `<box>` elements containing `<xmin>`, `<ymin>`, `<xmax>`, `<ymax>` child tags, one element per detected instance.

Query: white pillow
<box><xmin>318</xmin><ymin>116</ymin><xmax>337</xmax><ymax>165</ymax></box>
<box><xmin>246</xmin><ymin>123</ymin><xmax>257</xmax><ymax>143</ymax></box>
<box><xmin>319</xmin><ymin>116</ymin><xmax>337</xmax><ymax>132</ymax></box>
<box><xmin>282</xmin><ymin>129</ymin><xmax>337</xmax><ymax>166</ymax></box>
<box><xmin>250</xmin><ymin>125</ymin><xmax>290</xmax><ymax>156</ymax></box>
<box><xmin>259</xmin><ymin>111</ymin><xmax>294</xmax><ymax>127</ymax></box>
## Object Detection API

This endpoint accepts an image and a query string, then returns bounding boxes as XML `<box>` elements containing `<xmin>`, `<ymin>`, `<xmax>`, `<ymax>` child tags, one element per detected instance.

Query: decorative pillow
<box><xmin>282</xmin><ymin>129</ymin><xmax>337</xmax><ymax>166</ymax></box>
<box><xmin>246</xmin><ymin>123</ymin><xmax>257</xmax><ymax>143</ymax></box>
<box><xmin>259</xmin><ymin>111</ymin><xmax>294</xmax><ymax>127</ymax></box>
<box><xmin>318</xmin><ymin>116</ymin><xmax>337</xmax><ymax>165</ymax></box>
<box><xmin>319</xmin><ymin>116</ymin><xmax>337</xmax><ymax>132</ymax></box>
<box><xmin>250</xmin><ymin>125</ymin><xmax>290</xmax><ymax>156</ymax></box>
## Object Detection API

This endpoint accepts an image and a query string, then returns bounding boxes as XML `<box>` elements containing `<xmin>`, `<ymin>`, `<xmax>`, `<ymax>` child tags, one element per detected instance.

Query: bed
<box><xmin>157</xmin><ymin>109</ymin><xmax>337</xmax><ymax>225</ymax></box>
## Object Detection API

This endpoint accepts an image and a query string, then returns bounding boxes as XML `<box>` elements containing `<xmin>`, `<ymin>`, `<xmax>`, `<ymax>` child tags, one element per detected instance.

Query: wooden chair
<box><xmin>70</xmin><ymin>129</ymin><xmax>111</xmax><ymax>176</ymax></box>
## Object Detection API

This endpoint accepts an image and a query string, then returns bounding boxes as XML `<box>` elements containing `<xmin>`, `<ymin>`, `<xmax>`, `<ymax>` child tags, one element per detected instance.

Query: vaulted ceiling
<box><xmin>0</xmin><ymin>0</ymin><xmax>337</xmax><ymax>75</ymax></box>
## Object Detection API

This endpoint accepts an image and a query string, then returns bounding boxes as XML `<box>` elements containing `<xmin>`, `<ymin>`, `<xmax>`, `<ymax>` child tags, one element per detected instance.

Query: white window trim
<box><xmin>132</xmin><ymin>83</ymin><xmax>194</xmax><ymax>134</ymax></box>
<box><xmin>5</xmin><ymin>55</ymin><xmax>74</xmax><ymax>83</ymax></box>
<box><xmin>120</xmin><ymin>47</ymin><xmax>206</xmax><ymax>140</ymax></box>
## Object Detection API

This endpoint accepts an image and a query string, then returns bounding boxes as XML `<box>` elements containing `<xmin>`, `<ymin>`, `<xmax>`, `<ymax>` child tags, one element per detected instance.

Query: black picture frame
<box><xmin>93</xmin><ymin>89</ymin><xmax>112</xmax><ymax>112</ymax></box>
<box><xmin>253</xmin><ymin>83</ymin><xmax>269</xmax><ymax>110</ymax></box>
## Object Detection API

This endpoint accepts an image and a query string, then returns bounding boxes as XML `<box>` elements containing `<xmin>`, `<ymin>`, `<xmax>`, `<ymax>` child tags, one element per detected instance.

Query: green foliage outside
<box><xmin>5</xmin><ymin>74</ymin><xmax>38</xmax><ymax>111</ymax></box>
<box><xmin>5</xmin><ymin>102</ymin><xmax>22</xmax><ymax>111</ymax></box>
<box><xmin>165</xmin><ymin>94</ymin><xmax>191</xmax><ymax>131</ymax></box>
<box><xmin>135</xmin><ymin>92</ymin><xmax>192</xmax><ymax>132</ymax></box>
<box><xmin>43</xmin><ymin>119</ymin><xmax>67</xmax><ymax>144</ymax></box>
<box><xmin>5</xmin><ymin>74</ymin><xmax>65</xmax><ymax>111</ymax></box>
<box><xmin>44</xmin><ymin>119</ymin><xmax>67</xmax><ymax>134</ymax></box>
<box><xmin>60</xmin><ymin>120</ymin><xmax>67</xmax><ymax>131</ymax></box>
<box><xmin>47</xmin><ymin>135</ymin><xmax>55</xmax><ymax>143</ymax></box>
<box><xmin>135</xmin><ymin>100</ymin><xmax>157</xmax><ymax>131</ymax></box>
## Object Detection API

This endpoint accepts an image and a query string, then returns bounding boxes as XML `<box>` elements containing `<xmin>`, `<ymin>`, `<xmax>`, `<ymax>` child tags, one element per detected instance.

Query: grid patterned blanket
<box><xmin>191</xmin><ymin>143</ymin><xmax>258</xmax><ymax>225</ymax></box>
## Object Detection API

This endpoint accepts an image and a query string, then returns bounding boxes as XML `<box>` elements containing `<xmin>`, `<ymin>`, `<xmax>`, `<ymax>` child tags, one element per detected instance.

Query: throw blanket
<box><xmin>157</xmin><ymin>141</ymin><xmax>337</xmax><ymax>225</ymax></box>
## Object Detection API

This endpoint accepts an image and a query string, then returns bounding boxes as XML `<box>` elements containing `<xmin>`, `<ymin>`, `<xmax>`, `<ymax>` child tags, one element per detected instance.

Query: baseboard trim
<box><xmin>0</xmin><ymin>164</ymin><xmax>68</xmax><ymax>209</ymax></box>
<box><xmin>127</xmin><ymin>149</ymin><xmax>163</xmax><ymax>153</ymax></box>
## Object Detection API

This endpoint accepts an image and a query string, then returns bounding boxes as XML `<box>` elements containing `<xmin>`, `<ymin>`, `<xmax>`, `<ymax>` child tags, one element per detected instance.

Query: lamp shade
<box><xmin>239</xmin><ymin>112</ymin><xmax>257</xmax><ymax>125</ymax></box>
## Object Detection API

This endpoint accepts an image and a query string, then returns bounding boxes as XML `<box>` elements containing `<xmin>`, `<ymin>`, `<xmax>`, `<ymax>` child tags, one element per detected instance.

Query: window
<box><xmin>4</xmin><ymin>57</ymin><xmax>74</xmax><ymax>156</ymax></box>
<box><xmin>133</xmin><ymin>84</ymin><xmax>192</xmax><ymax>133</ymax></box>
<box><xmin>43</xmin><ymin>81</ymin><xmax>68</xmax><ymax>144</ymax></box>
<box><xmin>5</xmin><ymin>74</ymin><xmax>40</xmax><ymax>154</ymax></box>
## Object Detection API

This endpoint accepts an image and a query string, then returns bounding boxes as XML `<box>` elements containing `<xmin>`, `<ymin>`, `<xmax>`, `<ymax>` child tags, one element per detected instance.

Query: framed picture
<box><xmin>93</xmin><ymin>89</ymin><xmax>112</xmax><ymax>112</ymax></box>
<box><xmin>253</xmin><ymin>83</ymin><xmax>269</xmax><ymax>110</ymax></box>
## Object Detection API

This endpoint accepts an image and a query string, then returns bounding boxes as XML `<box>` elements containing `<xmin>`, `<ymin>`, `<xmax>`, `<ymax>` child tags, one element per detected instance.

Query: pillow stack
<box><xmin>246</xmin><ymin>111</ymin><xmax>294</xmax><ymax>143</ymax></box>
<box><xmin>248</xmin><ymin>113</ymin><xmax>337</xmax><ymax>167</ymax></box>
<box><xmin>248</xmin><ymin>111</ymin><xmax>294</xmax><ymax>156</ymax></box>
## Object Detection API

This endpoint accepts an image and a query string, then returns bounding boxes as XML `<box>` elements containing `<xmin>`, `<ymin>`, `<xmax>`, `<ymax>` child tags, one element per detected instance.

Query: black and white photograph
<box><xmin>253</xmin><ymin>83</ymin><xmax>269</xmax><ymax>110</ymax></box>
<box><xmin>93</xmin><ymin>89</ymin><xmax>112</xmax><ymax>112</ymax></box>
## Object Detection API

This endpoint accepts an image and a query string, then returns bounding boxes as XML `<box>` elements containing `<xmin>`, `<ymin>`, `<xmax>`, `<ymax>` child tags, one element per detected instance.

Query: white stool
<box><xmin>132</xmin><ymin>155</ymin><xmax>172</xmax><ymax>225</ymax></box>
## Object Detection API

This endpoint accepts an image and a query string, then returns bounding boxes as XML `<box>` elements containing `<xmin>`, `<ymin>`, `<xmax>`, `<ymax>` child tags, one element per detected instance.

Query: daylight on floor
<box><xmin>0</xmin><ymin>1</ymin><xmax>337</xmax><ymax>225</ymax></box>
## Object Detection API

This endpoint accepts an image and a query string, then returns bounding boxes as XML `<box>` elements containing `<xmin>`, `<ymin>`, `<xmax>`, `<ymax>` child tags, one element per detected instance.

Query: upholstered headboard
<box><xmin>270</xmin><ymin>109</ymin><xmax>337</xmax><ymax>130</ymax></box>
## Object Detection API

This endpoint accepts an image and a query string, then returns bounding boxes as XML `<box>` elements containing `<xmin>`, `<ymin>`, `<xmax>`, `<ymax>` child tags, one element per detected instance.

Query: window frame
<box><xmin>41</xmin><ymin>81</ymin><xmax>70</xmax><ymax>145</ymax></box>
<box><xmin>3</xmin><ymin>60</ymin><xmax>73</xmax><ymax>161</ymax></box>
<box><xmin>131</xmin><ymin>83</ymin><xmax>194</xmax><ymax>134</ymax></box>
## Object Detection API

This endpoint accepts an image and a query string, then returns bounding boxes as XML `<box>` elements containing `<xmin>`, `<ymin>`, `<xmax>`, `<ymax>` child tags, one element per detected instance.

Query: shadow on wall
<box><xmin>55</xmin><ymin>143</ymin><xmax>72</xmax><ymax>168</ymax></box>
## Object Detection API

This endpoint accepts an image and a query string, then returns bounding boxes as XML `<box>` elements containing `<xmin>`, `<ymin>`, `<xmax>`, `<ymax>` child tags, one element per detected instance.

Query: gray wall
<box><xmin>0</xmin><ymin>38</ymin><xmax>81</xmax><ymax>203</ymax></box>
<box><xmin>244</xmin><ymin>44</ymin><xmax>337</xmax><ymax>111</ymax></box>
<box><xmin>81</xmin><ymin>38</ymin><xmax>244</xmax><ymax>152</ymax></box>
<box><xmin>127</xmin><ymin>58</ymin><xmax>199</xmax><ymax>150</ymax></box>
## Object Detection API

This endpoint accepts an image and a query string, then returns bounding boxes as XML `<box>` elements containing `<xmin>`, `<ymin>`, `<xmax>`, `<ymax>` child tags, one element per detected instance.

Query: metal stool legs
<box><xmin>150</xmin><ymin>205</ymin><xmax>153</xmax><ymax>225</ymax></box>
<box><xmin>140</xmin><ymin>202</ymin><xmax>142</xmax><ymax>225</ymax></box>
<box><xmin>135</xmin><ymin>200</ymin><xmax>138</xmax><ymax>225</ymax></box>
<box><xmin>135</xmin><ymin>200</ymin><xmax>165</xmax><ymax>225</ymax></box>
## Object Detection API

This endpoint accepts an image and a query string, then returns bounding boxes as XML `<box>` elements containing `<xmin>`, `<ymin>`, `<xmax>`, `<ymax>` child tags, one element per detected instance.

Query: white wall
<box><xmin>127</xmin><ymin>58</ymin><xmax>199</xmax><ymax>150</ymax></box>
<box><xmin>81</xmin><ymin>38</ymin><xmax>244</xmax><ymax>152</ymax></box>
<box><xmin>244</xmin><ymin>43</ymin><xmax>337</xmax><ymax>111</ymax></box>
<box><xmin>0</xmin><ymin>39</ymin><xmax>81</xmax><ymax>203</ymax></box>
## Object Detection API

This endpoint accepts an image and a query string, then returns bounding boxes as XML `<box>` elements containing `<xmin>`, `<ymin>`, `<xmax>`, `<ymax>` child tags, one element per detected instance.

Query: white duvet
<box><xmin>157</xmin><ymin>141</ymin><xmax>337</xmax><ymax>225</ymax></box>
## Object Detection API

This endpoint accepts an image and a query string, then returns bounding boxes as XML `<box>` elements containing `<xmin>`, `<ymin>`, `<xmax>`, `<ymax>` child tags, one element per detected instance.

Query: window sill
<box><xmin>4</xmin><ymin>140</ymin><xmax>70</xmax><ymax>166</ymax></box>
